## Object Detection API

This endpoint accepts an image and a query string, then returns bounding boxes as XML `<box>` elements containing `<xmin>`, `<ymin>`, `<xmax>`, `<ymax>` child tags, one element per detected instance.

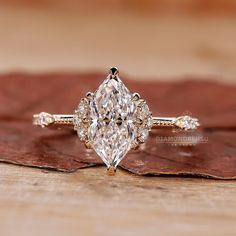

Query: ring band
<box><xmin>33</xmin><ymin>114</ymin><xmax>198</xmax><ymax>129</ymax></box>
<box><xmin>33</xmin><ymin>67</ymin><xmax>199</xmax><ymax>173</ymax></box>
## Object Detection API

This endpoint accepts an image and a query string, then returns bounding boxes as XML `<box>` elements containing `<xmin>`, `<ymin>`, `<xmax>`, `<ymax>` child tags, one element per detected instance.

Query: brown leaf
<box><xmin>0</xmin><ymin>73</ymin><xmax>235</xmax><ymax>179</ymax></box>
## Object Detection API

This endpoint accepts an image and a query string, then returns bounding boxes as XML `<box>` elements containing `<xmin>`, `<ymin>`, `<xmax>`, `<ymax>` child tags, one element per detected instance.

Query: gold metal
<box><xmin>33</xmin><ymin>114</ymin><xmax>199</xmax><ymax>130</ymax></box>
<box><xmin>132</xmin><ymin>93</ymin><xmax>141</xmax><ymax>101</ymax></box>
<box><xmin>152</xmin><ymin>117</ymin><xmax>175</xmax><ymax>127</ymax></box>
<box><xmin>109</xmin><ymin>67</ymin><xmax>119</xmax><ymax>76</ymax></box>
<box><xmin>84</xmin><ymin>140</ymin><xmax>92</xmax><ymax>149</ymax></box>
<box><xmin>107</xmin><ymin>166</ymin><xmax>116</xmax><ymax>175</ymax></box>
<box><xmin>33</xmin><ymin>113</ymin><xmax>74</xmax><ymax>128</ymax></box>
<box><xmin>131</xmin><ymin>142</ymin><xmax>140</xmax><ymax>150</ymax></box>
<box><xmin>86</xmin><ymin>92</ymin><xmax>94</xmax><ymax>99</ymax></box>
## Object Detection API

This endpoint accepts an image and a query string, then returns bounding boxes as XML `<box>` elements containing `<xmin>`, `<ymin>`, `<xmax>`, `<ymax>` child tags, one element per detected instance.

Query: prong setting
<box><xmin>86</xmin><ymin>92</ymin><xmax>94</xmax><ymax>99</ymax></box>
<box><xmin>132</xmin><ymin>93</ymin><xmax>141</xmax><ymax>101</ymax></box>
<box><xmin>109</xmin><ymin>67</ymin><xmax>119</xmax><ymax>76</ymax></box>
<box><xmin>131</xmin><ymin>141</ymin><xmax>140</xmax><ymax>150</ymax></box>
<box><xmin>84</xmin><ymin>140</ymin><xmax>92</xmax><ymax>149</ymax></box>
<box><xmin>107</xmin><ymin>166</ymin><xmax>116</xmax><ymax>175</ymax></box>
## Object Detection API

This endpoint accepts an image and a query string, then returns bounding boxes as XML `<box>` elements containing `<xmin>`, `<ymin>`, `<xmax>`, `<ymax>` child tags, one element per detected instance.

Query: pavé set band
<box><xmin>33</xmin><ymin>67</ymin><xmax>199</xmax><ymax>173</ymax></box>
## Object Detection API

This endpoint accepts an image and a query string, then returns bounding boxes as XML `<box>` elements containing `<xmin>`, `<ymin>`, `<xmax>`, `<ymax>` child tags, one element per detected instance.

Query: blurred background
<box><xmin>0</xmin><ymin>0</ymin><xmax>236</xmax><ymax>81</ymax></box>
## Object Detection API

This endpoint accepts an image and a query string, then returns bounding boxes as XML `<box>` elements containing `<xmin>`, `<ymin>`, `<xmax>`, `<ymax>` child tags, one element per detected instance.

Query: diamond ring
<box><xmin>33</xmin><ymin>67</ymin><xmax>200</xmax><ymax>173</ymax></box>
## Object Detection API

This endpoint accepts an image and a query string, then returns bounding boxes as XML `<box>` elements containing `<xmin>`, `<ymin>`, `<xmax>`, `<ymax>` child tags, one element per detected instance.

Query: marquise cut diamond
<box><xmin>174</xmin><ymin>116</ymin><xmax>199</xmax><ymax>130</ymax></box>
<box><xmin>88</xmin><ymin>74</ymin><xmax>137</xmax><ymax>168</ymax></box>
<box><xmin>73</xmin><ymin>71</ymin><xmax>153</xmax><ymax>169</ymax></box>
<box><xmin>33</xmin><ymin>112</ymin><xmax>54</xmax><ymax>127</ymax></box>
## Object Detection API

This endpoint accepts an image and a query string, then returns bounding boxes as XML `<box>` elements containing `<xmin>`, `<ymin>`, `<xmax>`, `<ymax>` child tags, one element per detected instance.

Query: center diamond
<box><xmin>88</xmin><ymin>72</ymin><xmax>137</xmax><ymax>169</ymax></box>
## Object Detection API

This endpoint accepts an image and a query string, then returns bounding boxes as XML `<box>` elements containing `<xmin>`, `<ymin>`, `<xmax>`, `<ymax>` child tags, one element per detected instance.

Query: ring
<box><xmin>33</xmin><ymin>67</ymin><xmax>200</xmax><ymax>173</ymax></box>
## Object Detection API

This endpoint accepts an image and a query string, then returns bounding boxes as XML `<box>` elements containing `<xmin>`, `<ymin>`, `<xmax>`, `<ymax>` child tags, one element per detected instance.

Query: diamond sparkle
<box><xmin>33</xmin><ymin>112</ymin><xmax>54</xmax><ymax>127</ymax></box>
<box><xmin>88</xmin><ymin>74</ymin><xmax>137</xmax><ymax>168</ymax></box>
<box><xmin>73</xmin><ymin>70</ymin><xmax>152</xmax><ymax>169</ymax></box>
<box><xmin>174</xmin><ymin>116</ymin><xmax>199</xmax><ymax>130</ymax></box>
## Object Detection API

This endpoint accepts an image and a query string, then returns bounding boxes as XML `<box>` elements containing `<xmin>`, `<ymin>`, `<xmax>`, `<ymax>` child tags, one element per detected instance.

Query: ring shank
<box><xmin>152</xmin><ymin>117</ymin><xmax>175</xmax><ymax>127</ymax></box>
<box><xmin>33</xmin><ymin>113</ymin><xmax>74</xmax><ymax>128</ymax></box>
<box><xmin>33</xmin><ymin>113</ymin><xmax>179</xmax><ymax>129</ymax></box>
<box><xmin>53</xmin><ymin>115</ymin><xmax>74</xmax><ymax>125</ymax></box>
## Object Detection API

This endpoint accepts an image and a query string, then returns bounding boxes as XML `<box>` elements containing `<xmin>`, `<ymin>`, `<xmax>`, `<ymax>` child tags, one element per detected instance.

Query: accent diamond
<box><xmin>135</xmin><ymin>101</ymin><xmax>153</xmax><ymax>143</ymax></box>
<box><xmin>174</xmin><ymin>116</ymin><xmax>199</xmax><ymax>130</ymax></box>
<box><xmin>33</xmin><ymin>112</ymin><xmax>54</xmax><ymax>127</ymax></box>
<box><xmin>74</xmin><ymin>98</ymin><xmax>89</xmax><ymax>140</ymax></box>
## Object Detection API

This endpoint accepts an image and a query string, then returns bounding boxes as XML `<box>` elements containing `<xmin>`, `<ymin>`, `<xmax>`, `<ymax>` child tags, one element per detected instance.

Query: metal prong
<box><xmin>84</xmin><ymin>140</ymin><xmax>92</xmax><ymax>149</ymax></box>
<box><xmin>86</xmin><ymin>92</ymin><xmax>94</xmax><ymax>99</ymax></box>
<box><xmin>82</xmin><ymin>117</ymin><xmax>89</xmax><ymax>124</ymax></box>
<box><xmin>137</xmin><ymin>99</ymin><xmax>145</xmax><ymax>106</ymax></box>
<box><xmin>132</xmin><ymin>93</ymin><xmax>141</xmax><ymax>101</ymax></box>
<box><xmin>107</xmin><ymin>166</ymin><xmax>116</xmax><ymax>175</ymax></box>
<box><xmin>136</xmin><ymin>118</ymin><xmax>143</xmax><ymax>125</ymax></box>
<box><xmin>109</xmin><ymin>67</ymin><xmax>119</xmax><ymax>76</ymax></box>
<box><xmin>137</xmin><ymin>137</ymin><xmax>145</xmax><ymax>144</ymax></box>
<box><xmin>131</xmin><ymin>141</ymin><xmax>140</xmax><ymax>150</ymax></box>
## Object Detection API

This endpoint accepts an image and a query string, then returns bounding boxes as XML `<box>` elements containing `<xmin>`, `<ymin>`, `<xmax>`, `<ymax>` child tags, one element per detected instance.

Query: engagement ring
<box><xmin>33</xmin><ymin>67</ymin><xmax>199</xmax><ymax>173</ymax></box>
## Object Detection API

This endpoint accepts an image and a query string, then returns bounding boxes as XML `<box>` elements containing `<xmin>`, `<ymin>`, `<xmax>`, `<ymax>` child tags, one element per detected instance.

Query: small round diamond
<box><xmin>134</xmin><ymin>101</ymin><xmax>152</xmax><ymax>143</ymax></box>
<box><xmin>138</xmin><ymin>128</ymin><xmax>149</xmax><ymax>143</ymax></box>
<box><xmin>75</xmin><ymin>99</ymin><xmax>89</xmax><ymax>118</ymax></box>
<box><xmin>146</xmin><ymin>117</ymin><xmax>153</xmax><ymax>130</ymax></box>
<box><xmin>74</xmin><ymin>98</ymin><xmax>90</xmax><ymax>140</ymax></box>
<box><xmin>77</xmin><ymin>126</ymin><xmax>88</xmax><ymax>141</ymax></box>
<box><xmin>136</xmin><ymin>102</ymin><xmax>150</xmax><ymax>120</ymax></box>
